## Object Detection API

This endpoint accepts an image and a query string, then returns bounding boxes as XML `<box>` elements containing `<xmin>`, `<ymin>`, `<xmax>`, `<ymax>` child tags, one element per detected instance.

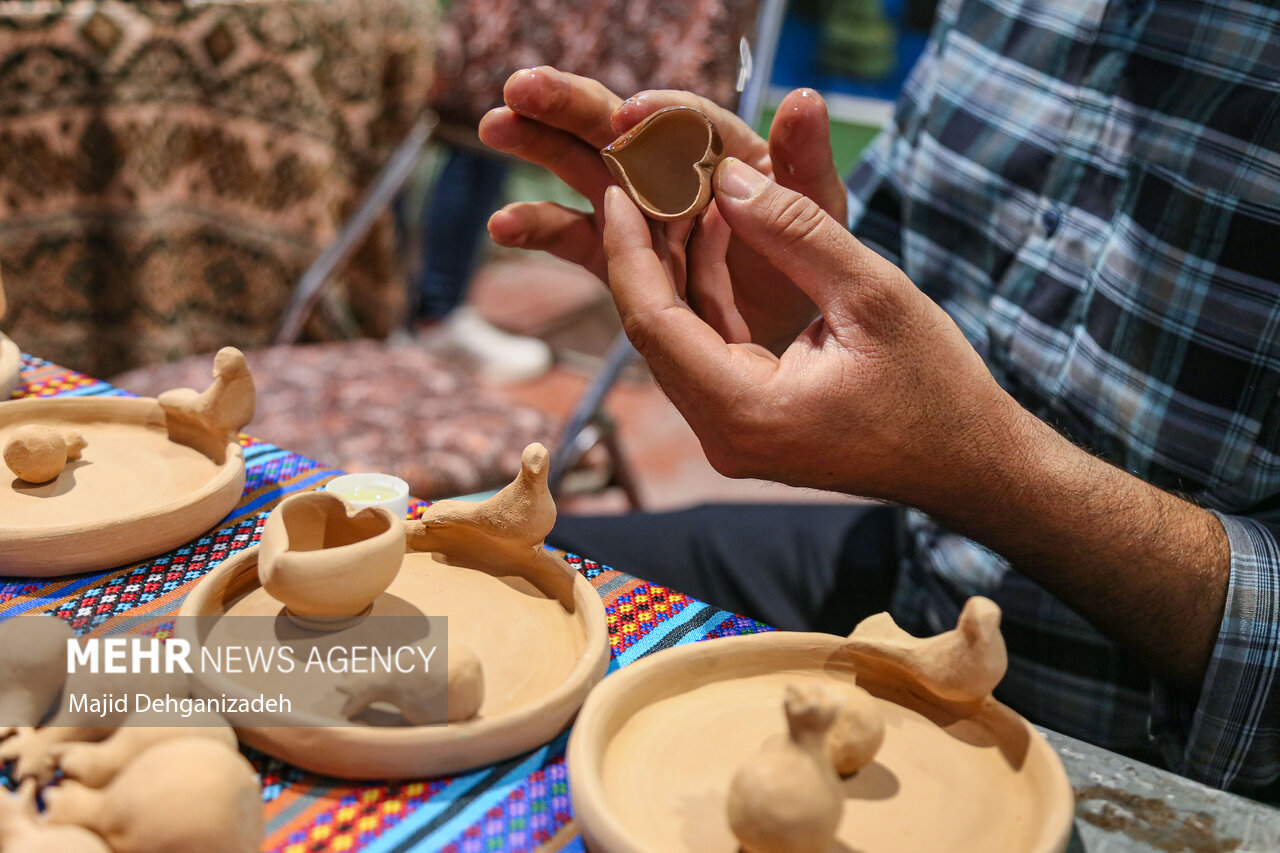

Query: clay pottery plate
<box><xmin>0</xmin><ymin>396</ymin><xmax>245</xmax><ymax>576</ymax></box>
<box><xmin>0</xmin><ymin>332</ymin><xmax>17</xmax><ymax>401</ymax></box>
<box><xmin>568</xmin><ymin>633</ymin><xmax>1073</xmax><ymax>853</ymax></box>
<box><xmin>175</xmin><ymin>531</ymin><xmax>610</xmax><ymax>780</ymax></box>
<box><xmin>601</xmin><ymin>106</ymin><xmax>724</xmax><ymax>221</ymax></box>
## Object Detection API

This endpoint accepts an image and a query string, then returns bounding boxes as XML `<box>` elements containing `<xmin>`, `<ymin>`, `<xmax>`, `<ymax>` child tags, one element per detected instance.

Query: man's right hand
<box><xmin>478</xmin><ymin>66</ymin><xmax>848</xmax><ymax>352</ymax></box>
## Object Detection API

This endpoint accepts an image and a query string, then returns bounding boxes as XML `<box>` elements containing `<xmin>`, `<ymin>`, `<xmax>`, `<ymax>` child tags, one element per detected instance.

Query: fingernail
<box><xmin>716</xmin><ymin>158</ymin><xmax>767</xmax><ymax>200</ymax></box>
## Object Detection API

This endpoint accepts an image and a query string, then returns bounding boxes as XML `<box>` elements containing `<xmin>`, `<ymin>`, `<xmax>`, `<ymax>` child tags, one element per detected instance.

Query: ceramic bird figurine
<box><xmin>53</xmin><ymin>711</ymin><xmax>238</xmax><ymax>788</ymax></box>
<box><xmin>337</xmin><ymin>644</ymin><xmax>484</xmax><ymax>724</ymax></box>
<box><xmin>844</xmin><ymin>596</ymin><xmax>1007</xmax><ymax>712</ymax></box>
<box><xmin>0</xmin><ymin>780</ymin><xmax>112</xmax><ymax>853</ymax></box>
<box><xmin>44</xmin><ymin>738</ymin><xmax>263</xmax><ymax>853</ymax></box>
<box><xmin>157</xmin><ymin>346</ymin><xmax>255</xmax><ymax>464</ymax></box>
<box><xmin>825</xmin><ymin>681</ymin><xmax>886</xmax><ymax>776</ymax></box>
<box><xmin>726</xmin><ymin>682</ymin><xmax>843</xmax><ymax>853</ymax></box>
<box><xmin>0</xmin><ymin>613</ymin><xmax>75</xmax><ymax>737</ymax></box>
<box><xmin>3</xmin><ymin>425</ymin><xmax>87</xmax><ymax>484</ymax></box>
<box><xmin>0</xmin><ymin>668</ymin><xmax>188</xmax><ymax>785</ymax></box>
<box><xmin>408</xmin><ymin>443</ymin><xmax>576</xmax><ymax>610</ymax></box>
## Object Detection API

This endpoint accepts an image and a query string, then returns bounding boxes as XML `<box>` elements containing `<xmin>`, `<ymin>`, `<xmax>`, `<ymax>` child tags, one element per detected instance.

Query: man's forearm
<box><xmin>918</xmin><ymin>394</ymin><xmax>1231</xmax><ymax>697</ymax></box>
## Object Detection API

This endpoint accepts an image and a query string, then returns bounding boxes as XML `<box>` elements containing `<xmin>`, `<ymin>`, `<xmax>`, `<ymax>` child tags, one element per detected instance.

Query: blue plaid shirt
<box><xmin>847</xmin><ymin>0</ymin><xmax>1280</xmax><ymax>795</ymax></box>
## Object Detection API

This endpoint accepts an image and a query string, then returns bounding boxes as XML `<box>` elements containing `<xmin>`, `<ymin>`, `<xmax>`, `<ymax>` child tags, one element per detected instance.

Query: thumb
<box><xmin>713</xmin><ymin>157</ymin><xmax>903</xmax><ymax>327</ymax></box>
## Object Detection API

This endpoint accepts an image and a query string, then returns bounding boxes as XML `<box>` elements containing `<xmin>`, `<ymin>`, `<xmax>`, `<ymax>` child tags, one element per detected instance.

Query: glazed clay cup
<box><xmin>259</xmin><ymin>491</ymin><xmax>404</xmax><ymax>630</ymax></box>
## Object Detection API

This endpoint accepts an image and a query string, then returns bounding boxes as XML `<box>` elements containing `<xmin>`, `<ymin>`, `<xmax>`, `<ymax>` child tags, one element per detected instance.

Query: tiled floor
<box><xmin>466</xmin><ymin>252</ymin><xmax>862</xmax><ymax>514</ymax></box>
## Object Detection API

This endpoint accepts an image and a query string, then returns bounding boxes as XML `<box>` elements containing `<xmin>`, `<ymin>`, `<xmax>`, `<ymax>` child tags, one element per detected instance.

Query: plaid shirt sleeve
<box><xmin>843</xmin><ymin>0</ymin><xmax>1280</xmax><ymax>795</ymax></box>
<box><xmin>1152</xmin><ymin>514</ymin><xmax>1280</xmax><ymax>793</ymax></box>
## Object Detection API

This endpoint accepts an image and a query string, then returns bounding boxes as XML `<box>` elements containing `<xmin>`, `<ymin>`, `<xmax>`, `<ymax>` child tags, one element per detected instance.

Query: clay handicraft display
<box><xmin>0</xmin><ymin>347</ymin><xmax>255</xmax><ymax>576</ymax></box>
<box><xmin>568</xmin><ymin>597</ymin><xmax>1074</xmax><ymax>853</ymax></box>
<box><xmin>176</xmin><ymin>443</ymin><xmax>610</xmax><ymax>780</ymax></box>
<box><xmin>602</xmin><ymin>106</ymin><xmax>724</xmax><ymax>221</ymax></box>
<box><xmin>0</xmin><ymin>612</ymin><xmax>263</xmax><ymax>852</ymax></box>
<box><xmin>0</xmin><ymin>270</ymin><xmax>20</xmax><ymax>401</ymax></box>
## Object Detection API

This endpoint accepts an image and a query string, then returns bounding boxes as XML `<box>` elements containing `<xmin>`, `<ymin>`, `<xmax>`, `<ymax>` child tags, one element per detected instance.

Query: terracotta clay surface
<box><xmin>567</xmin><ymin>631</ymin><xmax>1073</xmax><ymax>853</ymax></box>
<box><xmin>727</xmin><ymin>683</ymin><xmax>843</xmax><ymax>853</ymax></box>
<box><xmin>45</xmin><ymin>737</ymin><xmax>263</xmax><ymax>853</ymax></box>
<box><xmin>338</xmin><ymin>643</ymin><xmax>485</xmax><ymax>724</ymax></box>
<box><xmin>844</xmin><ymin>596</ymin><xmax>1007</xmax><ymax>714</ymax></box>
<box><xmin>0</xmin><ymin>614</ymin><xmax>75</xmax><ymax>734</ymax></box>
<box><xmin>176</xmin><ymin>445</ymin><xmax>608</xmax><ymax>779</ymax></box>
<box><xmin>601</xmin><ymin>106</ymin><xmax>724</xmax><ymax>221</ymax></box>
<box><xmin>3</xmin><ymin>424</ymin><xmax>87</xmax><ymax>483</ymax></box>
<box><xmin>0</xmin><ymin>781</ymin><xmax>112</xmax><ymax>853</ymax></box>
<box><xmin>259</xmin><ymin>492</ymin><xmax>404</xmax><ymax>630</ymax></box>
<box><xmin>0</xmin><ymin>350</ymin><xmax>252</xmax><ymax>576</ymax></box>
<box><xmin>53</xmin><ymin>712</ymin><xmax>237</xmax><ymax>788</ymax></box>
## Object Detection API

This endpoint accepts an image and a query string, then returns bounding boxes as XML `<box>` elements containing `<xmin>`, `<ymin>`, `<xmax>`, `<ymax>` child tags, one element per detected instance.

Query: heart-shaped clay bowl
<box><xmin>258</xmin><ymin>491</ymin><xmax>404</xmax><ymax>630</ymax></box>
<box><xmin>602</xmin><ymin>106</ymin><xmax>724</xmax><ymax>222</ymax></box>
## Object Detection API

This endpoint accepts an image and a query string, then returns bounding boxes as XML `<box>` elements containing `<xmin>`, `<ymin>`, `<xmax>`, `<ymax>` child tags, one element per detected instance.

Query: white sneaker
<box><xmin>417</xmin><ymin>307</ymin><xmax>553</xmax><ymax>384</ymax></box>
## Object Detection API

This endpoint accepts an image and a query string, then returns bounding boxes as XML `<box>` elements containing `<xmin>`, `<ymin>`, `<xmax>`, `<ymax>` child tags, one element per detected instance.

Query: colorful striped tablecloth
<box><xmin>0</xmin><ymin>353</ymin><xmax>772</xmax><ymax>852</ymax></box>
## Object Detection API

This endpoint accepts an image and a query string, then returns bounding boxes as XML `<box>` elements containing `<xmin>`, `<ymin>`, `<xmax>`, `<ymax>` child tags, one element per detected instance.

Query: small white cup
<box><xmin>323</xmin><ymin>473</ymin><xmax>410</xmax><ymax>520</ymax></box>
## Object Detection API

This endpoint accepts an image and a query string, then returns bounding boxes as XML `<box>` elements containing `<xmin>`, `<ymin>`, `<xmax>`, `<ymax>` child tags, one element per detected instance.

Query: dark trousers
<box><xmin>414</xmin><ymin>146</ymin><xmax>511</xmax><ymax>321</ymax></box>
<box><xmin>549</xmin><ymin>503</ymin><xmax>900</xmax><ymax>635</ymax></box>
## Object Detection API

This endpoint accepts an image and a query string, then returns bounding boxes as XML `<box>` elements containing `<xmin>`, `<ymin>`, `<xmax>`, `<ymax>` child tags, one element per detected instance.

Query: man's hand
<box><xmin>479</xmin><ymin>67</ymin><xmax>847</xmax><ymax>351</ymax></box>
<box><xmin>603</xmin><ymin>157</ymin><xmax>1013</xmax><ymax>507</ymax></box>
<box><xmin>604</xmin><ymin>157</ymin><xmax>1230</xmax><ymax>696</ymax></box>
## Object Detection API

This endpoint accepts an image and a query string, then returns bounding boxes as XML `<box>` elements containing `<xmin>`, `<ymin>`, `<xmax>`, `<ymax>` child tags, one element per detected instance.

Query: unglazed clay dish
<box><xmin>0</xmin><ymin>348</ymin><xmax>254</xmax><ymax>576</ymax></box>
<box><xmin>567</xmin><ymin>632</ymin><xmax>1073</xmax><ymax>853</ymax></box>
<box><xmin>601</xmin><ymin>106</ymin><xmax>724</xmax><ymax>221</ymax></box>
<box><xmin>175</xmin><ymin>445</ymin><xmax>610</xmax><ymax>780</ymax></box>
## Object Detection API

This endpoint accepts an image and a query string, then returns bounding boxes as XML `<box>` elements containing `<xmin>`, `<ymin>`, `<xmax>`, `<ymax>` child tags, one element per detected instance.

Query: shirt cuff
<box><xmin>1150</xmin><ymin>512</ymin><xmax>1280</xmax><ymax>792</ymax></box>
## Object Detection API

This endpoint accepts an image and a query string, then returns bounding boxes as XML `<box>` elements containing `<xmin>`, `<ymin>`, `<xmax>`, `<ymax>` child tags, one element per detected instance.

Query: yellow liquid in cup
<box><xmin>333</xmin><ymin>485</ymin><xmax>397</xmax><ymax>502</ymax></box>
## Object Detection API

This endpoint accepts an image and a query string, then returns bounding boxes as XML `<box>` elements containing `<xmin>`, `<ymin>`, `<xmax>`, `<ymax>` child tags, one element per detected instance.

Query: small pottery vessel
<box><xmin>844</xmin><ymin>596</ymin><xmax>1007</xmax><ymax>713</ymax></box>
<box><xmin>0</xmin><ymin>781</ymin><xmax>112</xmax><ymax>853</ymax></box>
<box><xmin>45</xmin><ymin>737</ymin><xmax>264</xmax><ymax>853</ymax></box>
<box><xmin>338</xmin><ymin>643</ymin><xmax>485</xmax><ymax>724</ymax></box>
<box><xmin>410</xmin><ymin>443</ymin><xmax>576</xmax><ymax>611</ymax></box>
<box><xmin>726</xmin><ymin>682</ymin><xmax>843</xmax><ymax>853</ymax></box>
<box><xmin>825</xmin><ymin>681</ymin><xmax>885</xmax><ymax>776</ymax></box>
<box><xmin>53</xmin><ymin>711</ymin><xmax>237</xmax><ymax>788</ymax></box>
<box><xmin>0</xmin><ymin>614</ymin><xmax>75</xmax><ymax>733</ymax></box>
<box><xmin>259</xmin><ymin>490</ymin><xmax>405</xmax><ymax>630</ymax></box>
<box><xmin>3</xmin><ymin>424</ymin><xmax>87</xmax><ymax>483</ymax></box>
<box><xmin>601</xmin><ymin>106</ymin><xmax>724</xmax><ymax>221</ymax></box>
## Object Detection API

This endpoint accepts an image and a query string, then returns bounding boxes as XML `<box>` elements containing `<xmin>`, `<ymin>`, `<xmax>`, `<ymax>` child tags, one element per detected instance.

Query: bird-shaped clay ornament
<box><xmin>3</xmin><ymin>425</ymin><xmax>87</xmax><ymax>483</ymax></box>
<box><xmin>844</xmin><ymin>596</ymin><xmax>1007</xmax><ymax>712</ymax></box>
<box><xmin>825</xmin><ymin>681</ymin><xmax>886</xmax><ymax>776</ymax></box>
<box><xmin>0</xmin><ymin>668</ymin><xmax>188</xmax><ymax>785</ymax></box>
<box><xmin>0</xmin><ymin>614</ymin><xmax>75</xmax><ymax>736</ymax></box>
<box><xmin>0</xmin><ymin>780</ymin><xmax>112</xmax><ymax>853</ymax></box>
<box><xmin>727</xmin><ymin>682</ymin><xmax>843</xmax><ymax>853</ymax></box>
<box><xmin>53</xmin><ymin>711</ymin><xmax>238</xmax><ymax>788</ymax></box>
<box><xmin>408</xmin><ymin>443</ymin><xmax>576</xmax><ymax>610</ymax></box>
<box><xmin>337</xmin><ymin>644</ymin><xmax>484</xmax><ymax>724</ymax></box>
<box><xmin>157</xmin><ymin>346</ymin><xmax>255</xmax><ymax>464</ymax></box>
<box><xmin>44</xmin><ymin>737</ymin><xmax>264</xmax><ymax>853</ymax></box>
